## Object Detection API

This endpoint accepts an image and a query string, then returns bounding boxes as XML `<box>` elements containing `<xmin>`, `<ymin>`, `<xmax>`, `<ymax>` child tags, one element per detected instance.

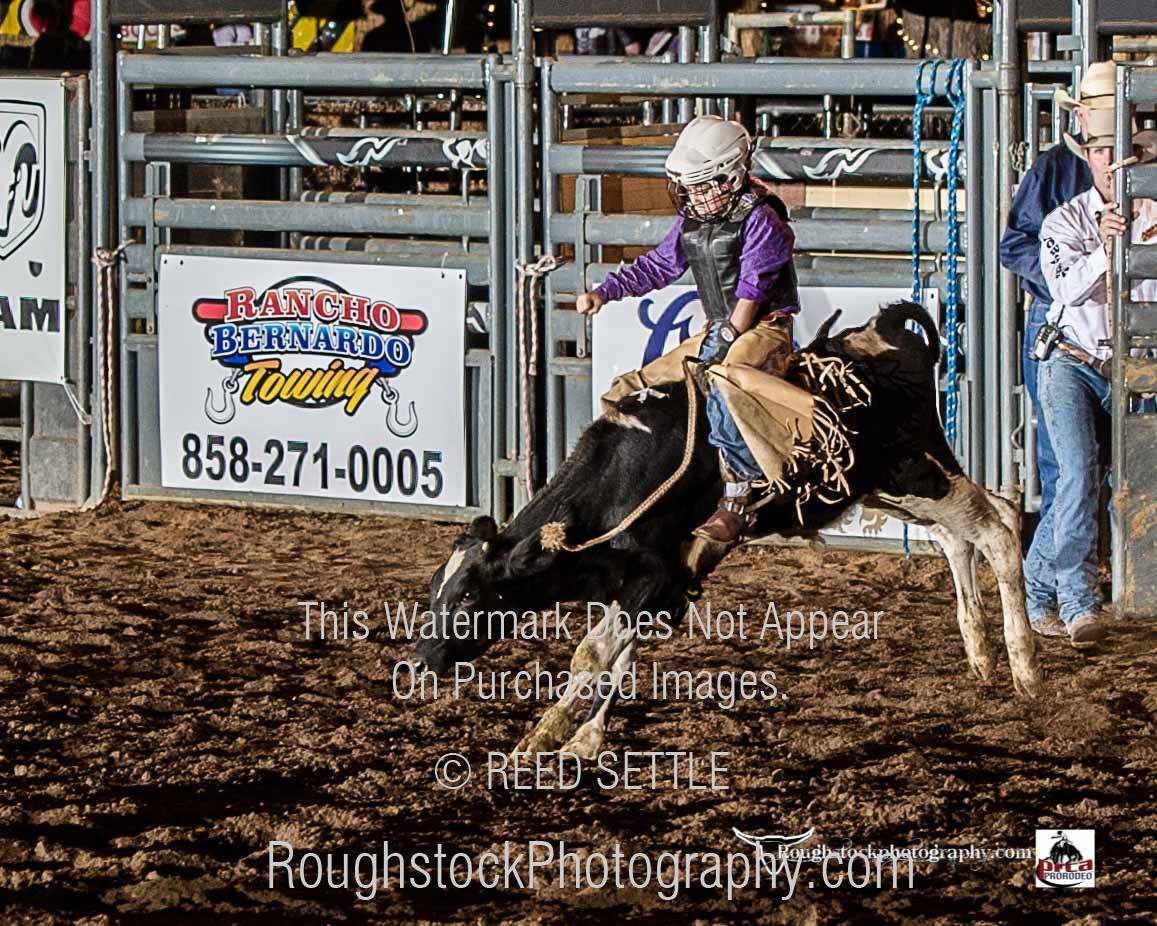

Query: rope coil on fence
<box><xmin>88</xmin><ymin>240</ymin><xmax>134</xmax><ymax>508</ymax></box>
<box><xmin>513</xmin><ymin>254</ymin><xmax>565</xmax><ymax>499</ymax></box>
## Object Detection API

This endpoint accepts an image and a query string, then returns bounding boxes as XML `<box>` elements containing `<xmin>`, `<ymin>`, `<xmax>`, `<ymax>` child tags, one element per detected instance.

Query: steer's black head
<box><xmin>414</xmin><ymin>515</ymin><xmax>545</xmax><ymax>674</ymax></box>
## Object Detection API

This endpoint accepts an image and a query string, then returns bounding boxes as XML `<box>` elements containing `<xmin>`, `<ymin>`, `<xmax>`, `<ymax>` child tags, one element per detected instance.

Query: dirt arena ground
<box><xmin>2</xmin><ymin>496</ymin><xmax>1155</xmax><ymax>924</ymax></box>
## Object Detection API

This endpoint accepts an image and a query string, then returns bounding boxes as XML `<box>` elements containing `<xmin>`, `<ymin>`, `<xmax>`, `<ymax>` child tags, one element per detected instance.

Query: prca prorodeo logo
<box><xmin>192</xmin><ymin>275</ymin><xmax>428</xmax><ymax>437</ymax></box>
<box><xmin>1035</xmin><ymin>829</ymin><xmax>1095</xmax><ymax>889</ymax></box>
<box><xmin>0</xmin><ymin>99</ymin><xmax>46</xmax><ymax>261</ymax></box>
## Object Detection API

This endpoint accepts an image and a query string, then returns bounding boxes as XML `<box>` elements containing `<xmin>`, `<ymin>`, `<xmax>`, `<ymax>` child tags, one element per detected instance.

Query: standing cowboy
<box><xmin>577</xmin><ymin>115</ymin><xmax>800</xmax><ymax>543</ymax></box>
<box><xmin>1029</xmin><ymin>108</ymin><xmax>1157</xmax><ymax>647</ymax></box>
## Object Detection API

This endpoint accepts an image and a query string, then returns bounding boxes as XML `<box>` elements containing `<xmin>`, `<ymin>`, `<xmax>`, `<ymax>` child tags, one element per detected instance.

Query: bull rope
<box><xmin>513</xmin><ymin>254</ymin><xmax>564</xmax><ymax>499</ymax></box>
<box><xmin>540</xmin><ymin>358</ymin><xmax>702</xmax><ymax>554</ymax></box>
<box><xmin>540</xmin><ymin>354</ymin><xmax>871</xmax><ymax>555</ymax></box>
<box><xmin>87</xmin><ymin>239</ymin><xmax>134</xmax><ymax>508</ymax></box>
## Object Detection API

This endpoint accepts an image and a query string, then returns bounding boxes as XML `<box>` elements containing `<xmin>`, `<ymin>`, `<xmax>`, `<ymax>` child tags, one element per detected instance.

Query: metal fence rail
<box><xmin>115</xmin><ymin>49</ymin><xmax>514</xmax><ymax>521</ymax></box>
<box><xmin>541</xmin><ymin>55</ymin><xmax>988</xmax><ymax>519</ymax></box>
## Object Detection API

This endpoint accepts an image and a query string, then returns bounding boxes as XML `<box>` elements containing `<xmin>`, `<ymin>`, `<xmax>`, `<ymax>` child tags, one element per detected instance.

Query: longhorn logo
<box><xmin>0</xmin><ymin>100</ymin><xmax>45</xmax><ymax>261</ymax></box>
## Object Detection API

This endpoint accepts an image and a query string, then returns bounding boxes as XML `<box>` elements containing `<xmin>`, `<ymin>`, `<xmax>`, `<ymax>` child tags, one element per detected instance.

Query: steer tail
<box><xmin>877</xmin><ymin>300</ymin><xmax>943</xmax><ymax>367</ymax></box>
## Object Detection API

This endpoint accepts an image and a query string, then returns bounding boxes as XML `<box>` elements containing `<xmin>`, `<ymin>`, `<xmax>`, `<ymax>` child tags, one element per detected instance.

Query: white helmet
<box><xmin>665</xmin><ymin>115</ymin><xmax>752</xmax><ymax>219</ymax></box>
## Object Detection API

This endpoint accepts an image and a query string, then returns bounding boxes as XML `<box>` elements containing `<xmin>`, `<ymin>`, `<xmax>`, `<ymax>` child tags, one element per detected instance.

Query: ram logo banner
<box><xmin>0</xmin><ymin>100</ymin><xmax>45</xmax><ymax>260</ymax></box>
<box><xmin>0</xmin><ymin>79</ymin><xmax>65</xmax><ymax>383</ymax></box>
<box><xmin>591</xmin><ymin>285</ymin><xmax>938</xmax><ymax>545</ymax></box>
<box><xmin>159</xmin><ymin>256</ymin><xmax>467</xmax><ymax>506</ymax></box>
<box><xmin>192</xmin><ymin>275</ymin><xmax>428</xmax><ymax>435</ymax></box>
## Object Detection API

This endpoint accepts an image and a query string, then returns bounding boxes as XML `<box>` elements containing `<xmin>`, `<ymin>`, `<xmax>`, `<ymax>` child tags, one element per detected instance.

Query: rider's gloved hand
<box><xmin>700</xmin><ymin>322</ymin><xmax>740</xmax><ymax>366</ymax></box>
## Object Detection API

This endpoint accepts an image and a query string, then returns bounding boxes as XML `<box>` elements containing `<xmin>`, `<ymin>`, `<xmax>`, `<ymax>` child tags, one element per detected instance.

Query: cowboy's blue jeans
<box><xmin>1023</xmin><ymin>351</ymin><xmax>1110</xmax><ymax>625</ymax></box>
<box><xmin>1023</xmin><ymin>297</ymin><xmax>1060</xmax><ymax>523</ymax></box>
<box><xmin>699</xmin><ymin>326</ymin><xmax>762</xmax><ymax>481</ymax></box>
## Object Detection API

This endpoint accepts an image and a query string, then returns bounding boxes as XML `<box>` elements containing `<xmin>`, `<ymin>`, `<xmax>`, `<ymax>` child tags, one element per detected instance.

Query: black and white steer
<box><xmin>417</xmin><ymin>303</ymin><xmax>1040</xmax><ymax>757</ymax></box>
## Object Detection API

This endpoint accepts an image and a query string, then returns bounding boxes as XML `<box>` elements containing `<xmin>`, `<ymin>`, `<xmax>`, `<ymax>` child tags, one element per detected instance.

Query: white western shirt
<box><xmin>1039</xmin><ymin>186</ymin><xmax>1157</xmax><ymax>359</ymax></box>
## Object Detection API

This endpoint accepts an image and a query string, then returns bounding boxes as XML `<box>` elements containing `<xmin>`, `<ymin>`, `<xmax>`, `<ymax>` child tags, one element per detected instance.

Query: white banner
<box><xmin>0</xmin><ymin>78</ymin><xmax>66</xmax><ymax>383</ymax></box>
<box><xmin>592</xmin><ymin>286</ymin><xmax>940</xmax><ymax>543</ymax></box>
<box><xmin>158</xmin><ymin>255</ymin><xmax>468</xmax><ymax>506</ymax></box>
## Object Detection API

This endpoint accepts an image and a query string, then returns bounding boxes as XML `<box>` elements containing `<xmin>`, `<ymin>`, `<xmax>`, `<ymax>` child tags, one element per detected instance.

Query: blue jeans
<box><xmin>700</xmin><ymin>326</ymin><xmax>762</xmax><ymax>480</ymax></box>
<box><xmin>1023</xmin><ymin>297</ymin><xmax>1060</xmax><ymax>523</ymax></box>
<box><xmin>1023</xmin><ymin>352</ymin><xmax>1110</xmax><ymax>624</ymax></box>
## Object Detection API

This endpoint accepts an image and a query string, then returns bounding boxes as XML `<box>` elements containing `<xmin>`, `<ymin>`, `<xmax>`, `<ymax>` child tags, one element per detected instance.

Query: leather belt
<box><xmin>1056</xmin><ymin>340</ymin><xmax>1111</xmax><ymax>379</ymax></box>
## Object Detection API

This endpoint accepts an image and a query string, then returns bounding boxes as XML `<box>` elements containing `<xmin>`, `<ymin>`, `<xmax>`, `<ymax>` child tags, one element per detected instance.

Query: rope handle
<box><xmin>541</xmin><ymin>357</ymin><xmax>702</xmax><ymax>554</ymax></box>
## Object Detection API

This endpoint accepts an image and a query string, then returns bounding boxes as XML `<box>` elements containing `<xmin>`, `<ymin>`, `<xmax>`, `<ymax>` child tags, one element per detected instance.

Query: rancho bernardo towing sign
<box><xmin>158</xmin><ymin>254</ymin><xmax>467</xmax><ymax>506</ymax></box>
<box><xmin>0</xmin><ymin>77</ymin><xmax>66</xmax><ymax>383</ymax></box>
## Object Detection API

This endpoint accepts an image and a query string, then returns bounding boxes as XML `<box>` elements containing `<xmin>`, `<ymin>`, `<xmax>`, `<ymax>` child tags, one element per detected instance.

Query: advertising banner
<box><xmin>0</xmin><ymin>77</ymin><xmax>66</xmax><ymax>383</ymax></box>
<box><xmin>158</xmin><ymin>254</ymin><xmax>467</xmax><ymax>506</ymax></box>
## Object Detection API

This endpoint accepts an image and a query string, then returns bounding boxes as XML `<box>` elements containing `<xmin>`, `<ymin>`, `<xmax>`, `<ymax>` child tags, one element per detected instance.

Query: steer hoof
<box><xmin>967</xmin><ymin>650</ymin><xmax>997</xmax><ymax>682</ymax></box>
<box><xmin>1011</xmin><ymin>654</ymin><xmax>1044</xmax><ymax>699</ymax></box>
<box><xmin>561</xmin><ymin>718</ymin><xmax>606</xmax><ymax>762</ymax></box>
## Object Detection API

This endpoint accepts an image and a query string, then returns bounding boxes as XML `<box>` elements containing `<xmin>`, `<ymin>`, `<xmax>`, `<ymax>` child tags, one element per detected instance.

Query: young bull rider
<box><xmin>1027</xmin><ymin>107</ymin><xmax>1157</xmax><ymax>648</ymax></box>
<box><xmin>577</xmin><ymin>115</ymin><xmax>800</xmax><ymax>543</ymax></box>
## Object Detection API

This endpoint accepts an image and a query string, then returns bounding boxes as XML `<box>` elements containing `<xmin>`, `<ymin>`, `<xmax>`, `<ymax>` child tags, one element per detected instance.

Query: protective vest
<box><xmin>679</xmin><ymin>194</ymin><xmax>799</xmax><ymax>323</ymax></box>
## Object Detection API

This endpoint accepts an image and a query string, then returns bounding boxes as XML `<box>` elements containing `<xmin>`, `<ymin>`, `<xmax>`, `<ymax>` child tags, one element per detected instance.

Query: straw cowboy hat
<box><xmin>1063</xmin><ymin>106</ymin><xmax>1157</xmax><ymax>161</ymax></box>
<box><xmin>1055</xmin><ymin>61</ymin><xmax>1117</xmax><ymax>112</ymax></box>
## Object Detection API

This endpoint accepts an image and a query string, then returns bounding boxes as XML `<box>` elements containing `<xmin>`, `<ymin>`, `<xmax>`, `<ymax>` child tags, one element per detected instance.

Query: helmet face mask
<box><xmin>669</xmin><ymin>177</ymin><xmax>740</xmax><ymax>221</ymax></box>
<box><xmin>665</xmin><ymin>115</ymin><xmax>752</xmax><ymax>221</ymax></box>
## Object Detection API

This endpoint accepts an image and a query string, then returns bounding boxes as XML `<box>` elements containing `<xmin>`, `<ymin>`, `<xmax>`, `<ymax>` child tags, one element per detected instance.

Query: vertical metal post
<box><xmin>76</xmin><ymin>76</ymin><xmax>93</xmax><ymax>502</ymax></box>
<box><xmin>88</xmin><ymin>0</ymin><xmax>113</xmax><ymax>506</ymax></box>
<box><xmin>700</xmin><ymin>21</ymin><xmax>718</xmax><ymax>116</ymax></box>
<box><xmin>996</xmin><ymin>0</ymin><xmax>1021</xmax><ymax>499</ymax></box>
<box><xmin>116</xmin><ymin>65</ymin><xmax>134</xmax><ymax>488</ymax></box>
<box><xmin>272</xmin><ymin>6</ymin><xmax>290</xmax><ymax>246</ymax></box>
<box><xmin>541</xmin><ymin>58</ymin><xmax>562</xmax><ymax>477</ymax></box>
<box><xmin>678</xmin><ymin>26</ymin><xmax>695</xmax><ymax>123</ymax></box>
<box><xmin>513</xmin><ymin>0</ymin><xmax>535</xmax><ymax>502</ymax></box>
<box><xmin>965</xmin><ymin>62</ymin><xmax>984</xmax><ymax>484</ymax></box>
<box><xmin>841</xmin><ymin>8</ymin><xmax>856</xmax><ymax>59</ymax></box>
<box><xmin>983</xmin><ymin>85</ymin><xmax>1000</xmax><ymax>493</ymax></box>
<box><xmin>486</xmin><ymin>57</ymin><xmax>509</xmax><ymax>519</ymax></box>
<box><xmin>1110</xmin><ymin>67</ymin><xmax>1128</xmax><ymax>609</ymax></box>
<box><xmin>504</xmin><ymin>77</ymin><xmax>521</xmax><ymax>510</ymax></box>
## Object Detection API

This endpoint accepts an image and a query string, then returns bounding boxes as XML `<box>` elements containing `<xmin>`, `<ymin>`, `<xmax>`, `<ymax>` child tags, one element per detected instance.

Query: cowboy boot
<box><xmin>694</xmin><ymin>454</ymin><xmax>754</xmax><ymax>543</ymax></box>
<box><xmin>693</xmin><ymin>489</ymin><xmax>754</xmax><ymax>543</ymax></box>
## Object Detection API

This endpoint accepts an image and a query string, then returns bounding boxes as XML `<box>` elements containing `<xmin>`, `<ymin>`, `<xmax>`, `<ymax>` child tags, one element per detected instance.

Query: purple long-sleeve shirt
<box><xmin>593</xmin><ymin>201</ymin><xmax>797</xmax><ymax>312</ymax></box>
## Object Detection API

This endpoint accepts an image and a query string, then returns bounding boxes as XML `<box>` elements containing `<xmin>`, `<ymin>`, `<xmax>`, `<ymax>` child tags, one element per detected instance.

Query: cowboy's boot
<box><xmin>693</xmin><ymin>491</ymin><xmax>753</xmax><ymax>543</ymax></box>
<box><xmin>694</xmin><ymin>455</ymin><xmax>755</xmax><ymax>543</ymax></box>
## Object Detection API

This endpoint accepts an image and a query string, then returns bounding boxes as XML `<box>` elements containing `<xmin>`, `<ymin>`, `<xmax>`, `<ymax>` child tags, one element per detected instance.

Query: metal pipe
<box><xmin>549</xmin><ymin>140</ymin><xmax>957</xmax><ymax>182</ymax></box>
<box><xmin>122</xmin><ymin>130</ymin><xmax>487</xmax><ymax>168</ymax></box>
<box><xmin>486</xmin><ymin>56</ymin><xmax>509</xmax><ymax>518</ymax></box>
<box><xmin>135</xmin><ymin>197</ymin><xmax>491</xmax><ymax>235</ymax></box>
<box><xmin>965</xmin><ymin>63</ymin><xmax>984</xmax><ymax>483</ymax></box>
<box><xmin>20</xmin><ymin>382</ymin><xmax>31</xmax><ymax>508</ymax></box>
<box><xmin>116</xmin><ymin>71</ymin><xmax>134</xmax><ymax>490</ymax></box>
<box><xmin>678</xmin><ymin>26</ymin><xmax>695</xmax><ymax>123</ymax></box>
<box><xmin>119</xmin><ymin>52</ymin><xmax>490</xmax><ymax>89</ymax></box>
<box><xmin>1111</xmin><ymin>67</ymin><xmax>1129</xmax><ymax>610</ymax></box>
<box><xmin>550</xmin><ymin>59</ymin><xmax>962</xmax><ymax>97</ymax></box>
<box><xmin>996</xmin><ymin>0</ymin><xmax>1021</xmax><ymax>498</ymax></box>
<box><xmin>514</xmin><ymin>0</ymin><xmax>534</xmax><ymax>502</ymax></box>
<box><xmin>541</xmin><ymin>58</ymin><xmax>564</xmax><ymax>479</ymax></box>
<box><xmin>75</xmin><ymin>76</ymin><xmax>93</xmax><ymax>503</ymax></box>
<box><xmin>88</xmin><ymin>0</ymin><xmax>112</xmax><ymax>506</ymax></box>
<box><xmin>550</xmin><ymin>213</ymin><xmax>952</xmax><ymax>252</ymax></box>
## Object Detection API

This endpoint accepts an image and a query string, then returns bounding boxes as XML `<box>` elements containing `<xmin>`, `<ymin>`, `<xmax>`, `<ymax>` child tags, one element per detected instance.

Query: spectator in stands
<box><xmin>1028</xmin><ymin>106</ymin><xmax>1157</xmax><ymax>648</ymax></box>
<box><xmin>28</xmin><ymin>0</ymin><xmax>90</xmax><ymax>70</ymax></box>
<box><xmin>1000</xmin><ymin>63</ymin><xmax>1108</xmax><ymax>636</ymax></box>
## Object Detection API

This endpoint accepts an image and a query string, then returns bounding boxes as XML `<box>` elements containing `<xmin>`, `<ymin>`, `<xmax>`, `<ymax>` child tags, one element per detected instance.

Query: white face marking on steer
<box><xmin>611</xmin><ymin>413</ymin><xmax>652</xmax><ymax>433</ymax></box>
<box><xmin>437</xmin><ymin>548</ymin><xmax>468</xmax><ymax>600</ymax></box>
